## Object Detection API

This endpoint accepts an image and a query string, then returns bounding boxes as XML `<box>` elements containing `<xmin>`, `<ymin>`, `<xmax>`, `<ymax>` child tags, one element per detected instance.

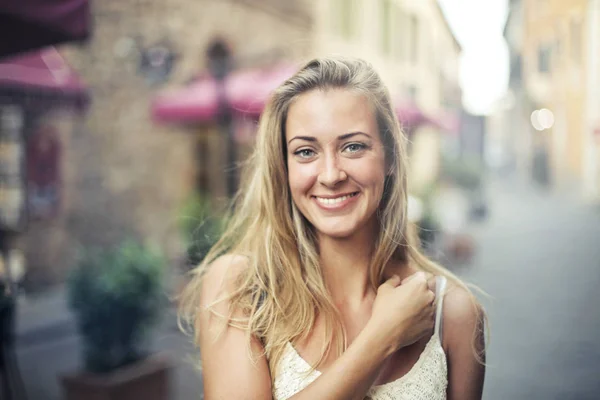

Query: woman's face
<box><xmin>285</xmin><ymin>89</ymin><xmax>387</xmax><ymax>239</ymax></box>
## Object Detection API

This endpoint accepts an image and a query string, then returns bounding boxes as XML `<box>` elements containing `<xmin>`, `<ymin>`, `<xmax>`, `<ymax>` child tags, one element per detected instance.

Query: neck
<box><xmin>317</xmin><ymin>223</ymin><xmax>378</xmax><ymax>308</ymax></box>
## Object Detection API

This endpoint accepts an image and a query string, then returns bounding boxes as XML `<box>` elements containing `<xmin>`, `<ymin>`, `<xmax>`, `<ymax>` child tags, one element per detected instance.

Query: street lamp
<box><xmin>206</xmin><ymin>40</ymin><xmax>236</xmax><ymax>198</ymax></box>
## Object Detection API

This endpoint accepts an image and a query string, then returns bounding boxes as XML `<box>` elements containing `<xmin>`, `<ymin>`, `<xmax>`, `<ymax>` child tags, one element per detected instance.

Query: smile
<box><xmin>312</xmin><ymin>192</ymin><xmax>359</xmax><ymax>209</ymax></box>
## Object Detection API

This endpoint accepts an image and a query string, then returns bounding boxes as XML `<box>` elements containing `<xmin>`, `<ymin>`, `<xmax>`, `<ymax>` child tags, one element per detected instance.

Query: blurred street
<box><xmin>10</xmin><ymin>174</ymin><xmax>600</xmax><ymax>400</ymax></box>
<box><xmin>459</xmin><ymin>176</ymin><xmax>600</xmax><ymax>400</ymax></box>
<box><xmin>16</xmin><ymin>304</ymin><xmax>204</xmax><ymax>400</ymax></box>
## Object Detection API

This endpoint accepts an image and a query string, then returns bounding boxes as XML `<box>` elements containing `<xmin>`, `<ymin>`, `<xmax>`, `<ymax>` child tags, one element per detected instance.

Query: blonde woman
<box><xmin>179</xmin><ymin>56</ymin><xmax>486</xmax><ymax>399</ymax></box>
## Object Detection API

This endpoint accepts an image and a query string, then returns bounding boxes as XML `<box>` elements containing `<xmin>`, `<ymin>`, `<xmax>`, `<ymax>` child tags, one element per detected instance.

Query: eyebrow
<box><xmin>287</xmin><ymin>131</ymin><xmax>371</xmax><ymax>145</ymax></box>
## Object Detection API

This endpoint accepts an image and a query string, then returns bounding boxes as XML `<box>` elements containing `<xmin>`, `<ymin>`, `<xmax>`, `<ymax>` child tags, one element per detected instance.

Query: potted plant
<box><xmin>61</xmin><ymin>240</ymin><xmax>171</xmax><ymax>400</ymax></box>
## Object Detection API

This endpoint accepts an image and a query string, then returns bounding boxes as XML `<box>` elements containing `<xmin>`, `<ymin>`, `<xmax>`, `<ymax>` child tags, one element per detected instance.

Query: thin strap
<box><xmin>434</xmin><ymin>276</ymin><xmax>447</xmax><ymax>339</ymax></box>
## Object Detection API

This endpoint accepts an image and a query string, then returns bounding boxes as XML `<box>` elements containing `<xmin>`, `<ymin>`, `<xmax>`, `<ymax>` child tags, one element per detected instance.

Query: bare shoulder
<box><xmin>200</xmin><ymin>254</ymin><xmax>250</xmax><ymax>306</ymax></box>
<box><xmin>195</xmin><ymin>255</ymin><xmax>273</xmax><ymax>399</ymax></box>
<box><xmin>203</xmin><ymin>254</ymin><xmax>248</xmax><ymax>289</ymax></box>
<box><xmin>441</xmin><ymin>282</ymin><xmax>485</xmax><ymax>352</ymax></box>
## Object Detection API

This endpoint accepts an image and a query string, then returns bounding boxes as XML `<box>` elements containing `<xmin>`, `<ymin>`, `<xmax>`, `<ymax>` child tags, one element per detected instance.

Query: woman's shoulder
<box><xmin>440</xmin><ymin>281</ymin><xmax>485</xmax><ymax>352</ymax></box>
<box><xmin>199</xmin><ymin>254</ymin><xmax>251</xmax><ymax>306</ymax></box>
<box><xmin>204</xmin><ymin>254</ymin><xmax>250</xmax><ymax>281</ymax></box>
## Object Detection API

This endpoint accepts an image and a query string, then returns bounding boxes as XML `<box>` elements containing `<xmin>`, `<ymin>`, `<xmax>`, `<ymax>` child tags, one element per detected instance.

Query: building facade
<box><xmin>500</xmin><ymin>0</ymin><xmax>530</xmax><ymax>177</ymax></box>
<box><xmin>522</xmin><ymin>0</ymin><xmax>589</xmax><ymax>191</ymax></box>
<box><xmin>16</xmin><ymin>0</ymin><xmax>462</xmax><ymax>286</ymax></box>
<box><xmin>313</xmin><ymin>0</ymin><xmax>462</xmax><ymax>192</ymax></box>
<box><xmin>22</xmin><ymin>0</ymin><xmax>316</xmax><ymax>287</ymax></box>
<box><xmin>583</xmin><ymin>0</ymin><xmax>600</xmax><ymax>202</ymax></box>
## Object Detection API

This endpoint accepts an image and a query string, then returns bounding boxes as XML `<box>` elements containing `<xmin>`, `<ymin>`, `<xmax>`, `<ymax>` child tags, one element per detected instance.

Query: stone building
<box><xmin>22</xmin><ymin>0</ymin><xmax>316</xmax><ymax>287</ymax></box>
<box><xmin>522</xmin><ymin>0</ymin><xmax>589</xmax><ymax>190</ymax></box>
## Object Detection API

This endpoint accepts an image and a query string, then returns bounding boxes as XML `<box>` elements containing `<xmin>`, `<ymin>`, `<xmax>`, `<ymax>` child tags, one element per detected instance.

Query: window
<box><xmin>538</xmin><ymin>45</ymin><xmax>551</xmax><ymax>73</ymax></box>
<box><xmin>381</xmin><ymin>0</ymin><xmax>392</xmax><ymax>55</ymax></box>
<box><xmin>395</xmin><ymin>7</ymin><xmax>406</xmax><ymax>61</ymax></box>
<box><xmin>409</xmin><ymin>14</ymin><xmax>419</xmax><ymax>64</ymax></box>
<box><xmin>408</xmin><ymin>85</ymin><xmax>418</xmax><ymax>100</ymax></box>
<box><xmin>570</xmin><ymin>18</ymin><xmax>582</xmax><ymax>64</ymax></box>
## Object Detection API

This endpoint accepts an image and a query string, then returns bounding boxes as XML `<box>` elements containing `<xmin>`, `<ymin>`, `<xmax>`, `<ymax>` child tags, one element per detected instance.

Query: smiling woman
<box><xmin>178</xmin><ymin>56</ymin><xmax>486</xmax><ymax>400</ymax></box>
<box><xmin>286</xmin><ymin>90</ymin><xmax>386</xmax><ymax>240</ymax></box>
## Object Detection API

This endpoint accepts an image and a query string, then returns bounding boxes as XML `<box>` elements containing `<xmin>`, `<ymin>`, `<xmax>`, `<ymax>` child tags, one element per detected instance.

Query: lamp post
<box><xmin>206</xmin><ymin>40</ymin><xmax>237</xmax><ymax>198</ymax></box>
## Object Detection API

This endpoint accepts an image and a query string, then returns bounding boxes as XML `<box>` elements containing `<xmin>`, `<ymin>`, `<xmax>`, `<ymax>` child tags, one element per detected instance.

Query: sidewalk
<box><xmin>16</xmin><ymin>285</ymin><xmax>76</xmax><ymax>347</ymax></box>
<box><xmin>15</xmin><ymin>265</ymin><xmax>186</xmax><ymax>347</ymax></box>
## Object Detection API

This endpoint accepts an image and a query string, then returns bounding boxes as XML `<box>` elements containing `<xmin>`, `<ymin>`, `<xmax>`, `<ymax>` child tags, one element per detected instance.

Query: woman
<box><xmin>179</xmin><ymin>56</ymin><xmax>486</xmax><ymax>399</ymax></box>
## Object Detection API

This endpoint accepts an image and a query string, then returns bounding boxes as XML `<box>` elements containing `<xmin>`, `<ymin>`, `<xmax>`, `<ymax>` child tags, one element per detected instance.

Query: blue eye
<box><xmin>344</xmin><ymin>143</ymin><xmax>366</xmax><ymax>153</ymax></box>
<box><xmin>295</xmin><ymin>149</ymin><xmax>315</xmax><ymax>158</ymax></box>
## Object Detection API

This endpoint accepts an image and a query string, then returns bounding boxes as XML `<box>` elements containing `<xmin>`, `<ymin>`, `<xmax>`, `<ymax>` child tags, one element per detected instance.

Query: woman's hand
<box><xmin>367</xmin><ymin>272</ymin><xmax>436</xmax><ymax>356</ymax></box>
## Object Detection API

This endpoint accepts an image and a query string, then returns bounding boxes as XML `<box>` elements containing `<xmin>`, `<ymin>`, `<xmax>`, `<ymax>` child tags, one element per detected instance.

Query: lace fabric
<box><xmin>272</xmin><ymin>276</ymin><xmax>448</xmax><ymax>400</ymax></box>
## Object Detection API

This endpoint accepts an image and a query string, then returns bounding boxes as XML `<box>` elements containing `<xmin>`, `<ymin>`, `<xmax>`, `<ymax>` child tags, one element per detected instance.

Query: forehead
<box><xmin>285</xmin><ymin>89</ymin><xmax>378</xmax><ymax>141</ymax></box>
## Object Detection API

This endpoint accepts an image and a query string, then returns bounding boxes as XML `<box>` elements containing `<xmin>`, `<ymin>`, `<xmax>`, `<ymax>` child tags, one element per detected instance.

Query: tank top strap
<box><xmin>434</xmin><ymin>276</ymin><xmax>447</xmax><ymax>339</ymax></box>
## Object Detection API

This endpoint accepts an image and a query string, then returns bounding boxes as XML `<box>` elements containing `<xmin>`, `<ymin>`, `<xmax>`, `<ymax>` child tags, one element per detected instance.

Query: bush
<box><xmin>67</xmin><ymin>240</ymin><xmax>166</xmax><ymax>373</ymax></box>
<box><xmin>178</xmin><ymin>194</ymin><xmax>223</xmax><ymax>268</ymax></box>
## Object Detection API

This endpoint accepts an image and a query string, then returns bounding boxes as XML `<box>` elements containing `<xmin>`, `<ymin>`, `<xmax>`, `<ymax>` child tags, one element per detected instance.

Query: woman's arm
<box><xmin>443</xmin><ymin>286</ymin><xmax>486</xmax><ymax>400</ymax></box>
<box><xmin>199</xmin><ymin>257</ymin><xmax>435</xmax><ymax>400</ymax></box>
<box><xmin>198</xmin><ymin>255</ymin><xmax>273</xmax><ymax>399</ymax></box>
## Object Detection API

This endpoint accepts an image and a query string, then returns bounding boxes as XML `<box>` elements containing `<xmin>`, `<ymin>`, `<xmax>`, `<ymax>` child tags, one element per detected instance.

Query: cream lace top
<box><xmin>272</xmin><ymin>276</ymin><xmax>448</xmax><ymax>400</ymax></box>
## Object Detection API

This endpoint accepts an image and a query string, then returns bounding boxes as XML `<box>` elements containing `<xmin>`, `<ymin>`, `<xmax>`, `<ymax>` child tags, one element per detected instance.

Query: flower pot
<box><xmin>61</xmin><ymin>354</ymin><xmax>171</xmax><ymax>400</ymax></box>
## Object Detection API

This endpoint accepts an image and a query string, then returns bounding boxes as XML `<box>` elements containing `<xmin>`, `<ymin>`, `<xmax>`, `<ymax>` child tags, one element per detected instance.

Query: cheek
<box><xmin>287</xmin><ymin>163</ymin><xmax>318</xmax><ymax>197</ymax></box>
<box><xmin>346</xmin><ymin>159</ymin><xmax>386</xmax><ymax>189</ymax></box>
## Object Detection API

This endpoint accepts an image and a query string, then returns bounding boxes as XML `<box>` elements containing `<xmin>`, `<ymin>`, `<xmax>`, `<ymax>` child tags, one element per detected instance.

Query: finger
<box><xmin>383</xmin><ymin>274</ymin><xmax>402</xmax><ymax>288</ymax></box>
<box><xmin>427</xmin><ymin>276</ymin><xmax>436</xmax><ymax>293</ymax></box>
<box><xmin>402</xmin><ymin>271</ymin><xmax>426</xmax><ymax>284</ymax></box>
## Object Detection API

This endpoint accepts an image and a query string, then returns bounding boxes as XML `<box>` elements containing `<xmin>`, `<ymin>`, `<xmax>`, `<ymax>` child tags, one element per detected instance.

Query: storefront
<box><xmin>0</xmin><ymin>47</ymin><xmax>88</xmax><ymax>289</ymax></box>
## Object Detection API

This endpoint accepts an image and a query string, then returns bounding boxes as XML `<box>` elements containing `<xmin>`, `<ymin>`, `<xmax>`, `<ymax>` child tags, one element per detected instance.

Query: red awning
<box><xmin>395</xmin><ymin>101</ymin><xmax>434</xmax><ymax>129</ymax></box>
<box><xmin>433</xmin><ymin>110</ymin><xmax>461</xmax><ymax>136</ymax></box>
<box><xmin>0</xmin><ymin>47</ymin><xmax>89</xmax><ymax>111</ymax></box>
<box><xmin>153</xmin><ymin>64</ymin><xmax>440</xmax><ymax>130</ymax></box>
<box><xmin>152</xmin><ymin>63</ymin><xmax>299</xmax><ymax>123</ymax></box>
<box><xmin>0</xmin><ymin>0</ymin><xmax>90</xmax><ymax>58</ymax></box>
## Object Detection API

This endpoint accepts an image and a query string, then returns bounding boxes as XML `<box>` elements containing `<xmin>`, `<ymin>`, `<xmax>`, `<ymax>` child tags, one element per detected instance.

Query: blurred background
<box><xmin>0</xmin><ymin>0</ymin><xmax>599</xmax><ymax>399</ymax></box>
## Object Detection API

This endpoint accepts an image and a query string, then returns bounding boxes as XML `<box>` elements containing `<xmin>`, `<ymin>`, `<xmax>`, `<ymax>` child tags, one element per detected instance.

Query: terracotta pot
<box><xmin>61</xmin><ymin>355</ymin><xmax>171</xmax><ymax>400</ymax></box>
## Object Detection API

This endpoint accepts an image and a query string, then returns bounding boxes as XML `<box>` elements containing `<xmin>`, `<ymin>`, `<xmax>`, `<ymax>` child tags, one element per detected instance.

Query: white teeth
<box><xmin>315</xmin><ymin>193</ymin><xmax>357</xmax><ymax>205</ymax></box>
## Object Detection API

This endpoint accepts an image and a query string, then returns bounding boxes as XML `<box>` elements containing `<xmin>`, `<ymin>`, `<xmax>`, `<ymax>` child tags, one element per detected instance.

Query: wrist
<box><xmin>360</xmin><ymin>320</ymin><xmax>398</xmax><ymax>359</ymax></box>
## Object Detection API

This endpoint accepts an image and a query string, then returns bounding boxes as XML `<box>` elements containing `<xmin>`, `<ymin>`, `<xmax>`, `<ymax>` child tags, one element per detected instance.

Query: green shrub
<box><xmin>178</xmin><ymin>193</ymin><xmax>223</xmax><ymax>268</ymax></box>
<box><xmin>67</xmin><ymin>240</ymin><xmax>166</xmax><ymax>373</ymax></box>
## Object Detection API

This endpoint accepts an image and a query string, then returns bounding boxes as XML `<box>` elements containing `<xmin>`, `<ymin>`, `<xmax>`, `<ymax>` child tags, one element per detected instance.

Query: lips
<box><xmin>310</xmin><ymin>192</ymin><xmax>360</xmax><ymax>210</ymax></box>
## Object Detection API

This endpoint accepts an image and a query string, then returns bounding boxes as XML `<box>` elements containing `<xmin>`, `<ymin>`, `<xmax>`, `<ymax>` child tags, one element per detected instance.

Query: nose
<box><xmin>318</xmin><ymin>154</ymin><xmax>347</xmax><ymax>187</ymax></box>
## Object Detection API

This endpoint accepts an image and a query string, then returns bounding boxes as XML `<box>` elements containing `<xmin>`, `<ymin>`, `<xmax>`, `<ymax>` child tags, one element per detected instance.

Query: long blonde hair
<box><xmin>179</xmin><ymin>56</ymin><xmax>485</xmax><ymax>379</ymax></box>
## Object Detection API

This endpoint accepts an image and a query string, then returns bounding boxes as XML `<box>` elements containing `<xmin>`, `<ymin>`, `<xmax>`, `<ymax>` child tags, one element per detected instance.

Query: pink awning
<box><xmin>0</xmin><ymin>47</ymin><xmax>86</xmax><ymax>92</ymax></box>
<box><xmin>0</xmin><ymin>47</ymin><xmax>89</xmax><ymax>110</ymax></box>
<box><xmin>151</xmin><ymin>63</ymin><xmax>299</xmax><ymax>123</ymax></box>
<box><xmin>153</xmin><ymin>64</ymin><xmax>441</xmax><ymax>131</ymax></box>
<box><xmin>395</xmin><ymin>101</ymin><xmax>433</xmax><ymax>129</ymax></box>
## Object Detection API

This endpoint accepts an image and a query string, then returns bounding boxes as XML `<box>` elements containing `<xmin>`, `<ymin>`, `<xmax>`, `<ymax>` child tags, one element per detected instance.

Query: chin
<box><xmin>313</xmin><ymin>221</ymin><xmax>363</xmax><ymax>239</ymax></box>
